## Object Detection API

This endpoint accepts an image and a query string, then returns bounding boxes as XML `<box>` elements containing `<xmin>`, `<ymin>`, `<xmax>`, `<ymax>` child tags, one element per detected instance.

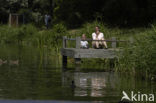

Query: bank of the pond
<box><xmin>0</xmin><ymin>21</ymin><xmax>156</xmax><ymax>80</ymax></box>
<box><xmin>115</xmin><ymin>25</ymin><xmax>156</xmax><ymax>80</ymax></box>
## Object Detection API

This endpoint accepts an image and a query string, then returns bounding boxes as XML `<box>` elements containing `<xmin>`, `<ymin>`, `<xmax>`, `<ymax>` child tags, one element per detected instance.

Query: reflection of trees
<box><xmin>62</xmin><ymin>71</ymin><xmax>156</xmax><ymax>99</ymax></box>
<box><xmin>62</xmin><ymin>72</ymin><xmax>119</xmax><ymax>97</ymax></box>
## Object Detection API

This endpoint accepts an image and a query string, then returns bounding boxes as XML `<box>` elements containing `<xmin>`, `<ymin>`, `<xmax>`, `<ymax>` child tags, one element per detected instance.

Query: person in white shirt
<box><xmin>92</xmin><ymin>26</ymin><xmax>107</xmax><ymax>49</ymax></box>
<box><xmin>81</xmin><ymin>34</ymin><xmax>89</xmax><ymax>49</ymax></box>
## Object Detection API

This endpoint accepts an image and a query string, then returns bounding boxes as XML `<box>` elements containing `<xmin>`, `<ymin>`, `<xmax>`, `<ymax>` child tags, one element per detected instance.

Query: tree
<box><xmin>1</xmin><ymin>0</ymin><xmax>156</xmax><ymax>27</ymax></box>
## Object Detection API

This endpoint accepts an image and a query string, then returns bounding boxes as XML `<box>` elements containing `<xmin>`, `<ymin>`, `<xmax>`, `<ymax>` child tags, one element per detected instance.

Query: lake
<box><xmin>0</xmin><ymin>44</ymin><xmax>155</xmax><ymax>103</ymax></box>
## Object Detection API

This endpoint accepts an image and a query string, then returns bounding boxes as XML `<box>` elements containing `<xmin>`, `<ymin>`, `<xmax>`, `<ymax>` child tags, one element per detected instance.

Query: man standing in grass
<box><xmin>92</xmin><ymin>26</ymin><xmax>108</xmax><ymax>49</ymax></box>
<box><xmin>45</xmin><ymin>14</ymin><xmax>51</xmax><ymax>29</ymax></box>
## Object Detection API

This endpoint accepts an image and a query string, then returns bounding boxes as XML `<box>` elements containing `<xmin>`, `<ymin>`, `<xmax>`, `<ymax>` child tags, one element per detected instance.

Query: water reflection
<box><xmin>62</xmin><ymin>71</ymin><xmax>120</xmax><ymax>98</ymax></box>
<box><xmin>0</xmin><ymin>44</ymin><xmax>155</xmax><ymax>102</ymax></box>
<box><xmin>62</xmin><ymin>70</ymin><xmax>156</xmax><ymax>101</ymax></box>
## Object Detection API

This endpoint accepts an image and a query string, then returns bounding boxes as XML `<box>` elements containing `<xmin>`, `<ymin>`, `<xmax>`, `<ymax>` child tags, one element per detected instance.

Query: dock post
<box><xmin>16</xmin><ymin>15</ymin><xmax>19</xmax><ymax>27</ymax></box>
<box><xmin>62</xmin><ymin>55</ymin><xmax>67</xmax><ymax>70</ymax></box>
<box><xmin>63</xmin><ymin>36</ymin><xmax>67</xmax><ymax>48</ymax></box>
<box><xmin>110</xmin><ymin>37</ymin><xmax>116</xmax><ymax>70</ymax></box>
<box><xmin>76</xmin><ymin>37</ymin><xmax>81</xmax><ymax>49</ymax></box>
<box><xmin>62</xmin><ymin>36</ymin><xmax>67</xmax><ymax>70</ymax></box>
<box><xmin>75</xmin><ymin>58</ymin><xmax>81</xmax><ymax>71</ymax></box>
<box><xmin>111</xmin><ymin>37</ymin><xmax>116</xmax><ymax>48</ymax></box>
<box><xmin>75</xmin><ymin>37</ymin><xmax>81</xmax><ymax>66</ymax></box>
<box><xmin>9</xmin><ymin>13</ymin><xmax>11</xmax><ymax>27</ymax></box>
<box><xmin>110</xmin><ymin>59</ymin><xmax>115</xmax><ymax>70</ymax></box>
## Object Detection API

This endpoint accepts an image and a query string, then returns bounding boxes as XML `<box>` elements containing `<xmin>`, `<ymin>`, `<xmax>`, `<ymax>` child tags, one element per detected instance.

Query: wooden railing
<box><xmin>63</xmin><ymin>36</ymin><xmax>128</xmax><ymax>49</ymax></box>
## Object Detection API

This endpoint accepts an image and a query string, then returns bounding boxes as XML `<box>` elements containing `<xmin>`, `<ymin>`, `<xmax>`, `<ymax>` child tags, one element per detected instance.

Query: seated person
<box><xmin>92</xmin><ymin>26</ymin><xmax>108</xmax><ymax>49</ymax></box>
<box><xmin>81</xmin><ymin>34</ymin><xmax>89</xmax><ymax>49</ymax></box>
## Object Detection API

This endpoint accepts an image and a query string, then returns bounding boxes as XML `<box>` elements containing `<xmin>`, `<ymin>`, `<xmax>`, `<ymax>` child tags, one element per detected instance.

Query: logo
<box><xmin>121</xmin><ymin>91</ymin><xmax>131</xmax><ymax>101</ymax></box>
<box><xmin>121</xmin><ymin>91</ymin><xmax>155</xmax><ymax>102</ymax></box>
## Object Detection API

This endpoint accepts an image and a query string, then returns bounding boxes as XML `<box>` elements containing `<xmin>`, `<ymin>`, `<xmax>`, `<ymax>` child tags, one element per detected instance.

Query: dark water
<box><xmin>0</xmin><ymin>45</ymin><xmax>155</xmax><ymax>103</ymax></box>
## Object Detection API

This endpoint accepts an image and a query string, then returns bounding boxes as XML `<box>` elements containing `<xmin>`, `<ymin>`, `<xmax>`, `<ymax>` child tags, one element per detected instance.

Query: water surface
<box><xmin>0</xmin><ymin>45</ymin><xmax>155</xmax><ymax>103</ymax></box>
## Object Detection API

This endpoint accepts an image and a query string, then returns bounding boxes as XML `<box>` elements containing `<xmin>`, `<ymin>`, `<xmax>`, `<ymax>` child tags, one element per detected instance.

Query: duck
<box><xmin>0</xmin><ymin>59</ymin><xmax>7</xmax><ymax>65</ymax></box>
<box><xmin>2</xmin><ymin>60</ymin><xmax>7</xmax><ymax>64</ymax></box>
<box><xmin>9</xmin><ymin>60</ymin><xmax>19</xmax><ymax>65</ymax></box>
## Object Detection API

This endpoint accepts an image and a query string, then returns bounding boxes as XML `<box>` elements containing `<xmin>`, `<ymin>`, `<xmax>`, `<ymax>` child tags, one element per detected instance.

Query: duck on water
<box><xmin>0</xmin><ymin>59</ymin><xmax>19</xmax><ymax>66</ymax></box>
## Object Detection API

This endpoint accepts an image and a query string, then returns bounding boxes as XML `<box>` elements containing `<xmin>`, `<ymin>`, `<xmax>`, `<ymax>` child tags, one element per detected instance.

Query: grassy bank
<box><xmin>0</xmin><ymin>22</ymin><xmax>156</xmax><ymax>79</ymax></box>
<box><xmin>115</xmin><ymin>25</ymin><xmax>156</xmax><ymax>80</ymax></box>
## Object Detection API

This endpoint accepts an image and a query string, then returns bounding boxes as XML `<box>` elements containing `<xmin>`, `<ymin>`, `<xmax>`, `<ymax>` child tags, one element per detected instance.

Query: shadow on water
<box><xmin>0</xmin><ymin>44</ymin><xmax>155</xmax><ymax>103</ymax></box>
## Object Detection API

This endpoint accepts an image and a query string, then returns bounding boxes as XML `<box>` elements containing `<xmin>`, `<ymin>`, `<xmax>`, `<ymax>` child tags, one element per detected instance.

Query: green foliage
<box><xmin>1</xmin><ymin>0</ymin><xmax>156</xmax><ymax>27</ymax></box>
<box><xmin>68</xmin><ymin>21</ymin><xmax>136</xmax><ymax>47</ymax></box>
<box><xmin>36</xmin><ymin>23</ymin><xmax>67</xmax><ymax>48</ymax></box>
<box><xmin>0</xmin><ymin>23</ymin><xmax>67</xmax><ymax>49</ymax></box>
<box><xmin>0</xmin><ymin>24</ymin><xmax>38</xmax><ymax>43</ymax></box>
<box><xmin>116</xmin><ymin>26</ymin><xmax>156</xmax><ymax>78</ymax></box>
<box><xmin>0</xmin><ymin>25</ymin><xmax>18</xmax><ymax>43</ymax></box>
<box><xmin>18</xmin><ymin>24</ymin><xmax>38</xmax><ymax>42</ymax></box>
<box><xmin>54</xmin><ymin>0</ymin><xmax>156</xmax><ymax>27</ymax></box>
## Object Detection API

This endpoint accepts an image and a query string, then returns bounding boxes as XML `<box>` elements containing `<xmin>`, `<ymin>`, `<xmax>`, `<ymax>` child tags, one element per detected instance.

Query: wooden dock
<box><xmin>61</xmin><ymin>48</ymin><xmax>119</xmax><ymax>58</ymax></box>
<box><xmin>61</xmin><ymin>36</ymin><xmax>126</xmax><ymax>68</ymax></box>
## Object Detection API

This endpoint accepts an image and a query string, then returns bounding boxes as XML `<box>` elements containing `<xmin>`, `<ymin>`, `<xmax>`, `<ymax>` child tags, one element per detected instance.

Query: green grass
<box><xmin>115</xmin><ymin>25</ymin><xmax>156</xmax><ymax>80</ymax></box>
<box><xmin>0</xmin><ymin>23</ymin><xmax>67</xmax><ymax>48</ymax></box>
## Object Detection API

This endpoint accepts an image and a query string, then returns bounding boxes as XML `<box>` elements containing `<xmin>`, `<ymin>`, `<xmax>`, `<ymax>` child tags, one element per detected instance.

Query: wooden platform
<box><xmin>61</xmin><ymin>48</ymin><xmax>120</xmax><ymax>59</ymax></box>
<box><xmin>60</xmin><ymin>36</ymin><xmax>127</xmax><ymax>69</ymax></box>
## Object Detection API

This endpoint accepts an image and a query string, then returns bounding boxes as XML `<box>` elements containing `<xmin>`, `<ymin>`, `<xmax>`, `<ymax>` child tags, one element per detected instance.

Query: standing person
<box><xmin>92</xmin><ymin>26</ymin><xmax>108</xmax><ymax>49</ymax></box>
<box><xmin>45</xmin><ymin>14</ymin><xmax>51</xmax><ymax>29</ymax></box>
